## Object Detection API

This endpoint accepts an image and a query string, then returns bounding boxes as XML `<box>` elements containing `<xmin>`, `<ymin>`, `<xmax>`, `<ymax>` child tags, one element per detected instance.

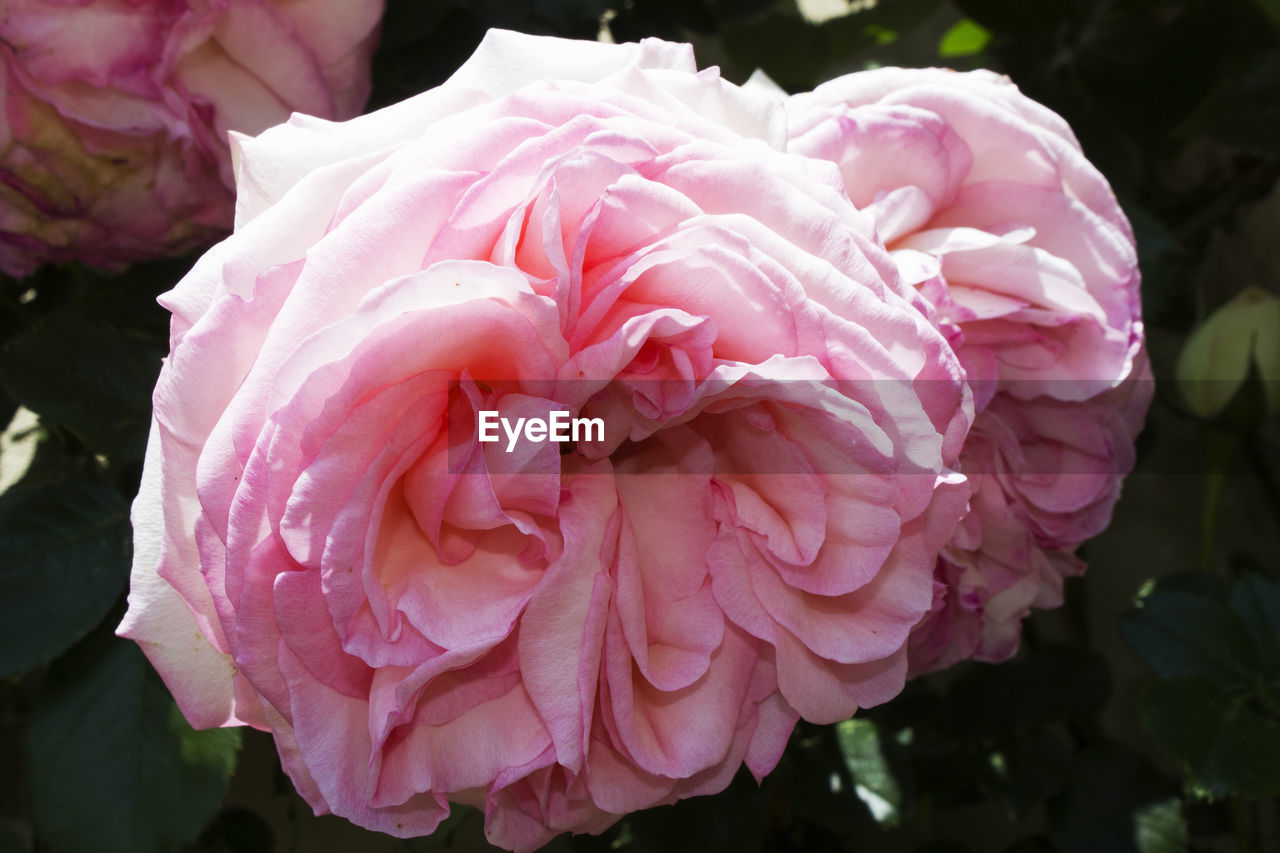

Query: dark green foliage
<box><xmin>1123</xmin><ymin>574</ymin><xmax>1280</xmax><ymax>800</ymax></box>
<box><xmin>1120</xmin><ymin>586</ymin><xmax>1259</xmax><ymax>693</ymax></box>
<box><xmin>0</xmin><ymin>476</ymin><xmax>130</xmax><ymax>677</ymax></box>
<box><xmin>0</xmin><ymin>259</ymin><xmax>173</xmax><ymax>463</ymax></box>
<box><xmin>26</xmin><ymin>633</ymin><xmax>240</xmax><ymax>853</ymax></box>
<box><xmin>0</xmin><ymin>314</ymin><xmax>161</xmax><ymax>460</ymax></box>
<box><xmin>1049</xmin><ymin>745</ymin><xmax>1181</xmax><ymax>853</ymax></box>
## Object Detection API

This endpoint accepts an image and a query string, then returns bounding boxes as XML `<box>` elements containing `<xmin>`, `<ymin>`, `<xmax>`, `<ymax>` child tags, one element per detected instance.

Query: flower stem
<box><xmin>1199</xmin><ymin>426</ymin><xmax>1241</xmax><ymax>573</ymax></box>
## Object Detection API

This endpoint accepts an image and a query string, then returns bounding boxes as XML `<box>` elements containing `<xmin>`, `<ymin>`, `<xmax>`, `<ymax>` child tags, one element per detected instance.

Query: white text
<box><xmin>476</xmin><ymin>410</ymin><xmax>604</xmax><ymax>453</ymax></box>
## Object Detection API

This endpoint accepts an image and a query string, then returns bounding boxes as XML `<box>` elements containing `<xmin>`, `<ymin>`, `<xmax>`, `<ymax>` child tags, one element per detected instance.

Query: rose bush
<box><xmin>783</xmin><ymin>68</ymin><xmax>1150</xmax><ymax>672</ymax></box>
<box><xmin>0</xmin><ymin>0</ymin><xmax>383</xmax><ymax>278</ymax></box>
<box><xmin>118</xmin><ymin>30</ymin><xmax>972</xmax><ymax>851</ymax></box>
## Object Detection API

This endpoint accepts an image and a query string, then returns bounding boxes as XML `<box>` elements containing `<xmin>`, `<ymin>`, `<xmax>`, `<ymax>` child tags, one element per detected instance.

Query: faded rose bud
<box><xmin>1177</xmin><ymin>287</ymin><xmax>1280</xmax><ymax>421</ymax></box>
<box><xmin>0</xmin><ymin>0</ymin><xmax>384</xmax><ymax>278</ymax></box>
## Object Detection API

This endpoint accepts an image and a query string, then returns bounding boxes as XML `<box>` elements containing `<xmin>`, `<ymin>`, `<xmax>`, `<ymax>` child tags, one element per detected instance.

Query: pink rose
<box><xmin>0</xmin><ymin>0</ymin><xmax>384</xmax><ymax>278</ymax></box>
<box><xmin>784</xmin><ymin>68</ymin><xmax>1150</xmax><ymax>672</ymax></box>
<box><xmin>118</xmin><ymin>31</ymin><xmax>970</xmax><ymax>851</ymax></box>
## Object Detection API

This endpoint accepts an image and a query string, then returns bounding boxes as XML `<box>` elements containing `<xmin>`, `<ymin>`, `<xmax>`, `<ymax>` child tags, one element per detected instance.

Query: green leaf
<box><xmin>1133</xmin><ymin>799</ymin><xmax>1187</xmax><ymax>853</ymax></box>
<box><xmin>1197</xmin><ymin>701</ymin><xmax>1280</xmax><ymax>798</ymax></box>
<box><xmin>0</xmin><ymin>478</ymin><xmax>130</xmax><ymax>676</ymax></box>
<box><xmin>74</xmin><ymin>256</ymin><xmax>186</xmax><ymax>339</ymax></box>
<box><xmin>1139</xmin><ymin>678</ymin><xmax>1227</xmax><ymax>773</ymax></box>
<box><xmin>822</xmin><ymin>0</ymin><xmax>968</xmax><ymax>71</ymax></box>
<box><xmin>27</xmin><ymin>635</ymin><xmax>241</xmax><ymax>853</ymax></box>
<box><xmin>766</xmin><ymin>721</ymin><xmax>877</xmax><ymax>837</ymax></box>
<box><xmin>1229</xmin><ymin>574</ymin><xmax>1280</xmax><ymax>692</ymax></box>
<box><xmin>0</xmin><ymin>407</ymin><xmax>43</xmax><ymax>496</ymax></box>
<box><xmin>1139</xmin><ymin>677</ymin><xmax>1280</xmax><ymax>798</ymax></box>
<box><xmin>0</xmin><ymin>313</ymin><xmax>162</xmax><ymax>460</ymax></box>
<box><xmin>1120</xmin><ymin>590</ymin><xmax>1258</xmax><ymax>694</ymax></box>
<box><xmin>836</xmin><ymin>718</ymin><xmax>902</xmax><ymax>827</ymax></box>
<box><xmin>938</xmin><ymin>18</ymin><xmax>991</xmax><ymax>57</ymax></box>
